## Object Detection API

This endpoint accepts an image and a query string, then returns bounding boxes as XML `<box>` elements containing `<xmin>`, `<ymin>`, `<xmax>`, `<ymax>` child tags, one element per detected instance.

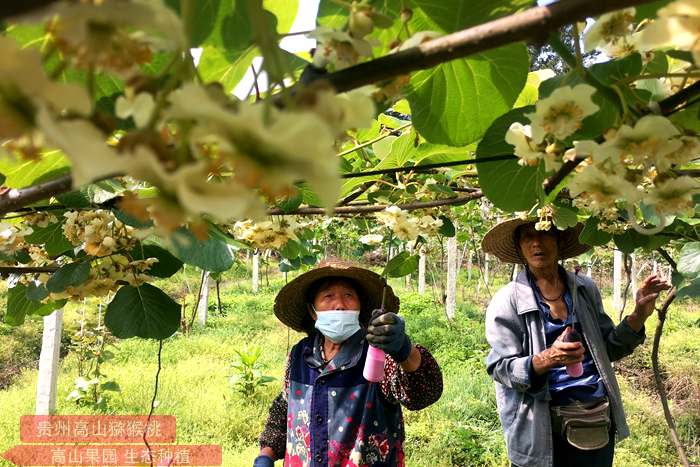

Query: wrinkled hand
<box><xmin>634</xmin><ymin>274</ymin><xmax>672</xmax><ymax>319</ymax></box>
<box><xmin>366</xmin><ymin>310</ymin><xmax>412</xmax><ymax>362</ymax></box>
<box><xmin>533</xmin><ymin>326</ymin><xmax>585</xmax><ymax>374</ymax></box>
<box><xmin>253</xmin><ymin>455</ymin><xmax>274</xmax><ymax>467</ymax></box>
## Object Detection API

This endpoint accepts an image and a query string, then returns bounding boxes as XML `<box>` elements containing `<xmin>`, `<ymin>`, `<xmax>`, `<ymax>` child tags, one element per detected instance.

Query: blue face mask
<box><xmin>313</xmin><ymin>307</ymin><xmax>361</xmax><ymax>344</ymax></box>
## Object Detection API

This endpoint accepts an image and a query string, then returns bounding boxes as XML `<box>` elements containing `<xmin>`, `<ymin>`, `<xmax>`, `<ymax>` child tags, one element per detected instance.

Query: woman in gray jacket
<box><xmin>482</xmin><ymin>218</ymin><xmax>670</xmax><ymax>467</ymax></box>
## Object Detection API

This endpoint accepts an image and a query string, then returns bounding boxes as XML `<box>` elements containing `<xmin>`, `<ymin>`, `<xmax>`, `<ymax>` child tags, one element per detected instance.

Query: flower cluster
<box><xmin>63</xmin><ymin>210</ymin><xmax>137</xmax><ymax>257</ymax></box>
<box><xmin>0</xmin><ymin>222</ymin><xmax>33</xmax><ymax>257</ymax></box>
<box><xmin>232</xmin><ymin>218</ymin><xmax>298</xmax><ymax>250</ymax></box>
<box><xmin>359</xmin><ymin>233</ymin><xmax>384</xmax><ymax>246</ymax></box>
<box><xmin>535</xmin><ymin>206</ymin><xmax>554</xmax><ymax>231</ymax></box>
<box><xmin>639</xmin><ymin>0</ymin><xmax>700</xmax><ymax>63</ymax></box>
<box><xmin>310</xmin><ymin>2</ymin><xmax>392</xmax><ymax>71</ymax></box>
<box><xmin>506</xmin><ymin>84</ymin><xmax>599</xmax><ymax>171</ymax></box>
<box><xmin>47</xmin><ymin>255</ymin><xmax>157</xmax><ymax>301</ymax></box>
<box><xmin>36</xmin><ymin>0</ymin><xmax>185</xmax><ymax>77</ymax></box>
<box><xmin>565</xmin><ymin>115</ymin><xmax>700</xmax><ymax>221</ymax></box>
<box><xmin>2</xmin><ymin>2</ymin><xmax>377</xmax><ymax>237</ymax></box>
<box><xmin>584</xmin><ymin>8</ymin><xmax>638</xmax><ymax>58</ymax></box>
<box><xmin>375</xmin><ymin>206</ymin><xmax>444</xmax><ymax>241</ymax></box>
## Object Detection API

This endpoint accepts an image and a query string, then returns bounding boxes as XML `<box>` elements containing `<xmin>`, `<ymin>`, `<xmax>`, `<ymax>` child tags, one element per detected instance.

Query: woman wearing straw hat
<box><xmin>253</xmin><ymin>258</ymin><xmax>443</xmax><ymax>467</ymax></box>
<box><xmin>482</xmin><ymin>218</ymin><xmax>670</xmax><ymax>467</ymax></box>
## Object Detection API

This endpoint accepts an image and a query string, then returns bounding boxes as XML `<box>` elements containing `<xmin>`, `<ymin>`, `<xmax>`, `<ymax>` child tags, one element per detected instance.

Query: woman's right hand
<box><xmin>532</xmin><ymin>326</ymin><xmax>585</xmax><ymax>375</ymax></box>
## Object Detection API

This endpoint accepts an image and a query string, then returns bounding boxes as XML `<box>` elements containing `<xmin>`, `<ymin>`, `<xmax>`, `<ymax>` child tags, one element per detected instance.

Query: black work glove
<box><xmin>366</xmin><ymin>310</ymin><xmax>413</xmax><ymax>363</ymax></box>
<box><xmin>253</xmin><ymin>455</ymin><xmax>274</xmax><ymax>467</ymax></box>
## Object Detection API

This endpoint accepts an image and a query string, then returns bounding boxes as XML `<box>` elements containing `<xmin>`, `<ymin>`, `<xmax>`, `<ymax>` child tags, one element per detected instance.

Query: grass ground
<box><xmin>0</xmin><ymin>268</ymin><xmax>698</xmax><ymax>467</ymax></box>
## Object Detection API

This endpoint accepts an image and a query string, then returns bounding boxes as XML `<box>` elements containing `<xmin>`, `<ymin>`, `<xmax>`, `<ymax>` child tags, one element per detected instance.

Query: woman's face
<box><xmin>310</xmin><ymin>279</ymin><xmax>361</xmax><ymax>319</ymax></box>
<box><xmin>517</xmin><ymin>225</ymin><xmax>559</xmax><ymax>269</ymax></box>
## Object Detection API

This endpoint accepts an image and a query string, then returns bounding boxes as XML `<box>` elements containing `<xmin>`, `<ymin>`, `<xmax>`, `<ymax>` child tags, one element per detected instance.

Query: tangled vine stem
<box><xmin>267</xmin><ymin>190</ymin><xmax>483</xmax><ymax>215</ymax></box>
<box><xmin>650</xmin><ymin>286</ymin><xmax>690</xmax><ymax>467</ymax></box>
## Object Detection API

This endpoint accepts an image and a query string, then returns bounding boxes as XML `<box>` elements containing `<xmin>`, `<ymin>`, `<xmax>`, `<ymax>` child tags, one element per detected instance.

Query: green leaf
<box><xmin>579</xmin><ymin>217</ymin><xmax>612</xmax><ymax>247</ymax></box>
<box><xmin>476</xmin><ymin>106</ymin><xmax>543</xmax><ymax>212</ymax></box>
<box><xmin>383</xmin><ymin>252</ymin><xmax>419</xmax><ymax>278</ymax></box>
<box><xmin>46</xmin><ymin>262</ymin><xmax>91</xmax><ymax>293</ymax></box>
<box><xmin>553</xmin><ymin>206</ymin><xmax>578</xmax><ymax>230</ymax></box>
<box><xmin>129</xmin><ymin>244</ymin><xmax>183</xmax><ymax>278</ymax></box>
<box><xmin>427</xmin><ymin>184</ymin><xmax>457</xmax><ymax>197</ymax></box>
<box><xmin>26</xmin><ymin>284</ymin><xmax>49</xmax><ymax>302</ymax></box>
<box><xmin>105</xmin><ymin>284</ymin><xmax>181</xmax><ymax>340</ymax></box>
<box><xmin>279</xmin><ymin>257</ymin><xmax>301</xmax><ymax>272</ymax></box>
<box><xmin>635</xmin><ymin>0</ymin><xmax>672</xmax><ymax>21</ymax></box>
<box><xmin>677</xmin><ymin>277</ymin><xmax>700</xmax><ymax>298</ymax></box>
<box><xmin>165</xmin><ymin>0</ymin><xmax>222</xmax><ymax>47</ymax></box>
<box><xmin>280</xmin><ymin>239</ymin><xmax>301</xmax><ymax>259</ymax></box>
<box><xmin>678</xmin><ymin>242</ymin><xmax>700</xmax><ymax>278</ymax></box>
<box><xmin>168</xmin><ymin>227</ymin><xmax>236</xmax><ymax>273</ymax></box>
<box><xmin>5</xmin><ymin>284</ymin><xmax>61</xmax><ymax>325</ymax></box>
<box><xmin>438</xmin><ymin>216</ymin><xmax>456</xmax><ymax>237</ymax></box>
<box><xmin>0</xmin><ymin>150</ymin><xmax>69</xmax><ymax>189</ymax></box>
<box><xmin>278</xmin><ymin>191</ymin><xmax>303</xmax><ymax>213</ymax></box>
<box><xmin>613</xmin><ymin>229</ymin><xmax>651</xmax><ymax>253</ymax></box>
<box><xmin>24</xmin><ymin>222</ymin><xmax>73</xmax><ymax>257</ymax></box>
<box><xmin>408</xmin><ymin>44</ymin><xmax>529</xmax><ymax>145</ymax></box>
<box><xmin>198</xmin><ymin>46</ymin><xmax>257</xmax><ymax>93</ymax></box>
<box><xmin>100</xmin><ymin>381</ymin><xmax>121</xmax><ymax>392</ymax></box>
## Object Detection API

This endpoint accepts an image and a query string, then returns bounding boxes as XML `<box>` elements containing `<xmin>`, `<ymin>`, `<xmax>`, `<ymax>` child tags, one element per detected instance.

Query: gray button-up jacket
<box><xmin>485</xmin><ymin>268</ymin><xmax>645</xmax><ymax>467</ymax></box>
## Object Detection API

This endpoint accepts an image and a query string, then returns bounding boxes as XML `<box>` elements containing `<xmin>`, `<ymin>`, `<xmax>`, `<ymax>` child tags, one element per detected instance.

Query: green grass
<box><xmin>0</xmin><ymin>273</ymin><xmax>698</xmax><ymax>467</ymax></box>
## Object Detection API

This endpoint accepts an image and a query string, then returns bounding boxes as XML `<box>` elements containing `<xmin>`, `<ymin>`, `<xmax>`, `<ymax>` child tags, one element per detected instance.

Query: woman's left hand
<box><xmin>633</xmin><ymin>274</ymin><xmax>672</xmax><ymax>319</ymax></box>
<box><xmin>366</xmin><ymin>311</ymin><xmax>413</xmax><ymax>363</ymax></box>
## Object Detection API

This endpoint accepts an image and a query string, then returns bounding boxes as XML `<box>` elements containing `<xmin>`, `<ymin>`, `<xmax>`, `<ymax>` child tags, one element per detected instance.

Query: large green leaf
<box><xmin>383</xmin><ymin>251</ymin><xmax>419</xmax><ymax>278</ymax></box>
<box><xmin>408</xmin><ymin>44</ymin><xmax>529</xmax><ymax>145</ymax></box>
<box><xmin>5</xmin><ymin>284</ymin><xmax>60</xmax><ymax>326</ymax></box>
<box><xmin>476</xmin><ymin>106</ymin><xmax>543</xmax><ymax>212</ymax></box>
<box><xmin>678</xmin><ymin>242</ymin><xmax>700</xmax><ymax>278</ymax></box>
<box><xmin>0</xmin><ymin>150</ymin><xmax>69</xmax><ymax>189</ymax></box>
<box><xmin>24</xmin><ymin>222</ymin><xmax>73</xmax><ymax>257</ymax></box>
<box><xmin>579</xmin><ymin>217</ymin><xmax>612</xmax><ymax>247</ymax></box>
<box><xmin>168</xmin><ymin>227</ymin><xmax>236</xmax><ymax>273</ymax></box>
<box><xmin>198</xmin><ymin>46</ymin><xmax>258</xmax><ymax>93</ymax></box>
<box><xmin>129</xmin><ymin>244</ymin><xmax>183</xmax><ymax>278</ymax></box>
<box><xmin>105</xmin><ymin>284</ymin><xmax>180</xmax><ymax>340</ymax></box>
<box><xmin>46</xmin><ymin>262</ymin><xmax>91</xmax><ymax>293</ymax></box>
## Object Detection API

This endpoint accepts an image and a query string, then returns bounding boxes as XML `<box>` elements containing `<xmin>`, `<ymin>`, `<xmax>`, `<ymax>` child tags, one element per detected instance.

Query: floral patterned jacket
<box><xmin>259</xmin><ymin>329</ymin><xmax>442</xmax><ymax>467</ymax></box>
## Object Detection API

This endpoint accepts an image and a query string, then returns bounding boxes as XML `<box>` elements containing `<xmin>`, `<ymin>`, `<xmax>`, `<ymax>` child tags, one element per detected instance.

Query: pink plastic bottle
<box><xmin>563</xmin><ymin>328</ymin><xmax>584</xmax><ymax>378</ymax></box>
<box><xmin>363</xmin><ymin>345</ymin><xmax>386</xmax><ymax>382</ymax></box>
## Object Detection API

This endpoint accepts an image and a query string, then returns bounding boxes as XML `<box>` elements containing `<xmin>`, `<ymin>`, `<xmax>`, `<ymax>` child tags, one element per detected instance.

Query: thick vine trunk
<box><xmin>651</xmin><ymin>288</ymin><xmax>690</xmax><ymax>467</ymax></box>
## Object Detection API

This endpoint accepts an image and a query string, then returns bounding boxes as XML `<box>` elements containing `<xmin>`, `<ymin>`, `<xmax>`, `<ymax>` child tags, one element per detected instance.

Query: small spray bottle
<box><xmin>562</xmin><ymin>327</ymin><xmax>584</xmax><ymax>378</ymax></box>
<box><xmin>363</xmin><ymin>286</ymin><xmax>387</xmax><ymax>382</ymax></box>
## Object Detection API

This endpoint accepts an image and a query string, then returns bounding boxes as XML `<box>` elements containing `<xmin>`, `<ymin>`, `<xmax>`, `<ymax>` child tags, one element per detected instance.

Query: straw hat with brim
<box><xmin>481</xmin><ymin>218</ymin><xmax>591</xmax><ymax>264</ymax></box>
<box><xmin>274</xmin><ymin>258</ymin><xmax>400</xmax><ymax>333</ymax></box>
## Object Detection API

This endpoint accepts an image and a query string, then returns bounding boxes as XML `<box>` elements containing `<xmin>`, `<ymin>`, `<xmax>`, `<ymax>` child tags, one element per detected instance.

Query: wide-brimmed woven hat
<box><xmin>274</xmin><ymin>258</ymin><xmax>400</xmax><ymax>333</ymax></box>
<box><xmin>481</xmin><ymin>218</ymin><xmax>591</xmax><ymax>264</ymax></box>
